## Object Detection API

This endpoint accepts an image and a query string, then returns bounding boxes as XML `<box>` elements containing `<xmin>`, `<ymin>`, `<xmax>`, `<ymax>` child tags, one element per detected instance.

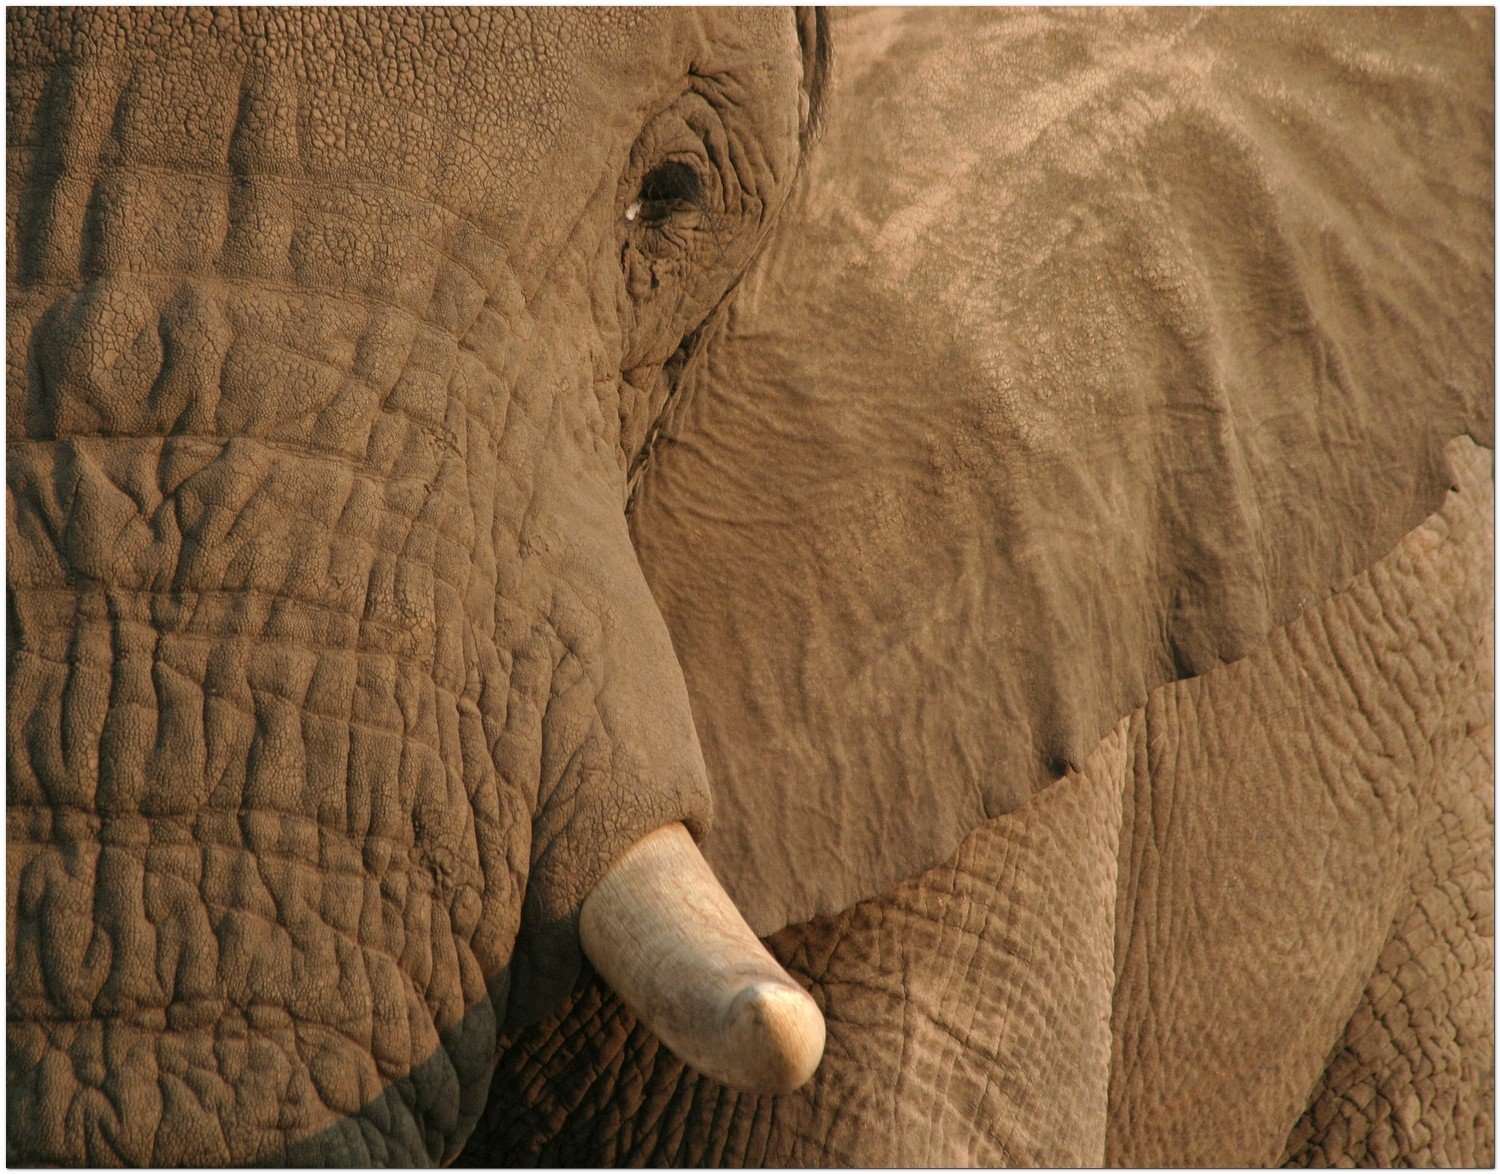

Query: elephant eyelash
<box><xmin>629</xmin><ymin>160</ymin><xmax>709</xmax><ymax>226</ymax></box>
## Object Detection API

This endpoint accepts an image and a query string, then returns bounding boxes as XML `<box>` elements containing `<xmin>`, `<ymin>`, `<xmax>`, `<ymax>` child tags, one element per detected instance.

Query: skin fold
<box><xmin>7</xmin><ymin>6</ymin><xmax>1492</xmax><ymax>1168</ymax></box>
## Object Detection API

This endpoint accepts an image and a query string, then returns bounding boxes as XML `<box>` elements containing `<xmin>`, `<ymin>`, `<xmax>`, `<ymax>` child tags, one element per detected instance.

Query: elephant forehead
<box><xmin>7</xmin><ymin>8</ymin><xmax>803</xmax><ymax>258</ymax></box>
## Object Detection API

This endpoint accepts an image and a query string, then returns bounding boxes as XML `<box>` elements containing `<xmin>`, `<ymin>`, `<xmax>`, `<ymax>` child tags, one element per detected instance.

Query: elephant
<box><xmin>6</xmin><ymin>5</ymin><xmax>1492</xmax><ymax>1168</ymax></box>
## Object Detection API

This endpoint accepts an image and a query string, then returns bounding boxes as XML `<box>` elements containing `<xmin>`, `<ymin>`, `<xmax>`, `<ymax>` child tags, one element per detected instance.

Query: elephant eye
<box><xmin>628</xmin><ymin>160</ymin><xmax>706</xmax><ymax>225</ymax></box>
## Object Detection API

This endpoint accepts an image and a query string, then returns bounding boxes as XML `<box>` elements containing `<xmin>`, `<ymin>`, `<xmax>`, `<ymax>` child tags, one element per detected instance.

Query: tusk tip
<box><xmin>579</xmin><ymin>823</ymin><xmax>827</xmax><ymax>1095</ymax></box>
<box><xmin>723</xmin><ymin>980</ymin><xmax>826</xmax><ymax>1094</ymax></box>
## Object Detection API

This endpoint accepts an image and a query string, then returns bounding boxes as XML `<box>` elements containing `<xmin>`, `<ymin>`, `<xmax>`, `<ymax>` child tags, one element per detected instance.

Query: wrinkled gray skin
<box><xmin>468</xmin><ymin>436</ymin><xmax>1494</xmax><ymax>1167</ymax></box>
<box><xmin>8</xmin><ymin>6</ymin><xmax>1494</xmax><ymax>1168</ymax></box>
<box><xmin>9</xmin><ymin>8</ymin><xmax>816</xmax><ymax>1165</ymax></box>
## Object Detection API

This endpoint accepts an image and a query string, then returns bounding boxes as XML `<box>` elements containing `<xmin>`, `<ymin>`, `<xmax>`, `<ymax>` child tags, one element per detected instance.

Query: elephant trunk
<box><xmin>7</xmin><ymin>432</ymin><xmax>823</xmax><ymax>1165</ymax></box>
<box><xmin>6</xmin><ymin>246</ymin><xmax>815</xmax><ymax>1170</ymax></box>
<box><xmin>7</xmin><ymin>432</ymin><xmax>511</xmax><ymax>1165</ymax></box>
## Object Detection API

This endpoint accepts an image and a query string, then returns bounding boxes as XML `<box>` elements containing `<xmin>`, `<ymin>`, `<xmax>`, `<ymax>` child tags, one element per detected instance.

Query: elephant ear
<box><xmin>628</xmin><ymin>8</ymin><xmax>1494</xmax><ymax>934</ymax></box>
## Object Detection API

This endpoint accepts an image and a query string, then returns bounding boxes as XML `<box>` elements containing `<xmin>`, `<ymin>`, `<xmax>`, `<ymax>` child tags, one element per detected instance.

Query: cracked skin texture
<box><xmin>8</xmin><ymin>7</ymin><xmax>817</xmax><ymax>1164</ymax></box>
<box><xmin>467</xmin><ymin>437</ymin><xmax>1493</xmax><ymax>1168</ymax></box>
<box><xmin>7</xmin><ymin>5</ymin><xmax>1494</xmax><ymax>1169</ymax></box>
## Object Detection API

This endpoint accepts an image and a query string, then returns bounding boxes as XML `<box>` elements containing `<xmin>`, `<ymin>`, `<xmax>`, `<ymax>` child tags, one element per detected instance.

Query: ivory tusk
<box><xmin>578</xmin><ymin>822</ymin><xmax>826</xmax><ymax>1094</ymax></box>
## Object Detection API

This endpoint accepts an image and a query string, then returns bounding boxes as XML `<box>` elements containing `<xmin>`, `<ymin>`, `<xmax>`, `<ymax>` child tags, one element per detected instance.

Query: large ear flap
<box><xmin>629</xmin><ymin>9</ymin><xmax>1493</xmax><ymax>934</ymax></box>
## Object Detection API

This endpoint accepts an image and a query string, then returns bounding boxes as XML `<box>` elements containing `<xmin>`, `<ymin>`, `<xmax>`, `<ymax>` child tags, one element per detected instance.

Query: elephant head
<box><xmin>8</xmin><ymin>8</ymin><xmax>827</xmax><ymax>1164</ymax></box>
<box><xmin>7</xmin><ymin>6</ymin><xmax>1493</xmax><ymax>1168</ymax></box>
